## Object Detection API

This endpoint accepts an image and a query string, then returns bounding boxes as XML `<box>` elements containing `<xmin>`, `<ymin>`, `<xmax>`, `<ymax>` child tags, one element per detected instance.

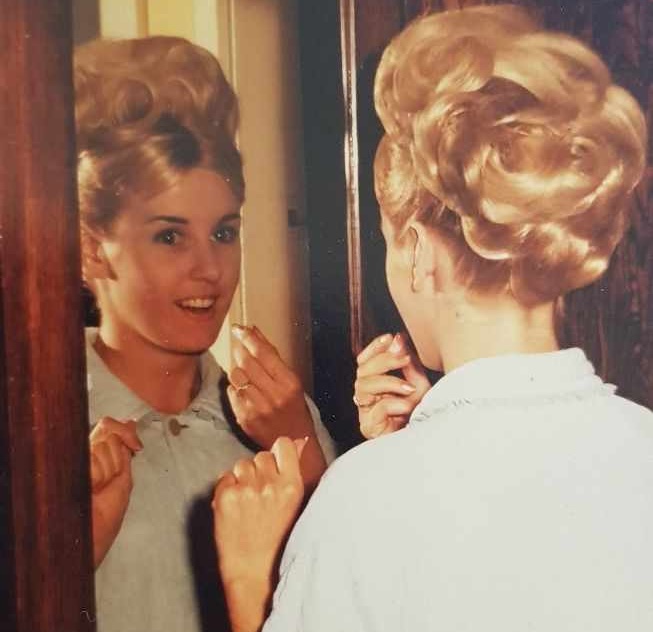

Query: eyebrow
<box><xmin>146</xmin><ymin>213</ymin><xmax>241</xmax><ymax>225</ymax></box>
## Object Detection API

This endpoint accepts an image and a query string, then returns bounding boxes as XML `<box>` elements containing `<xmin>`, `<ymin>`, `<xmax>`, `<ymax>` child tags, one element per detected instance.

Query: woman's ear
<box><xmin>80</xmin><ymin>228</ymin><xmax>111</xmax><ymax>283</ymax></box>
<box><xmin>408</xmin><ymin>222</ymin><xmax>453</xmax><ymax>295</ymax></box>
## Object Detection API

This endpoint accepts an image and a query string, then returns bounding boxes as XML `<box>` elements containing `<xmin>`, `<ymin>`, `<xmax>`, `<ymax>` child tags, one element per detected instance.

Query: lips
<box><xmin>175</xmin><ymin>296</ymin><xmax>218</xmax><ymax>314</ymax></box>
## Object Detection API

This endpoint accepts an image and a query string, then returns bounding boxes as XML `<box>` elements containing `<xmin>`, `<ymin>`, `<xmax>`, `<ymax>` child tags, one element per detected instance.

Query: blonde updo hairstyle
<box><xmin>75</xmin><ymin>36</ymin><xmax>244</xmax><ymax>234</ymax></box>
<box><xmin>374</xmin><ymin>4</ymin><xmax>646</xmax><ymax>305</ymax></box>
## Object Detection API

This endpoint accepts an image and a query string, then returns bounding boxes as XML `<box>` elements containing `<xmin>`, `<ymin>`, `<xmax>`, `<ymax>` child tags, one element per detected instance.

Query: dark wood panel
<box><xmin>299</xmin><ymin>0</ymin><xmax>360</xmax><ymax>449</ymax></box>
<box><xmin>0</xmin><ymin>2</ymin><xmax>95</xmax><ymax>630</ymax></box>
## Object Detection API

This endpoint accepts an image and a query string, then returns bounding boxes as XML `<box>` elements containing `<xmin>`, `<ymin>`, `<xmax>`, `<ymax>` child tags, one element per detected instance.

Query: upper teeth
<box><xmin>180</xmin><ymin>298</ymin><xmax>215</xmax><ymax>309</ymax></box>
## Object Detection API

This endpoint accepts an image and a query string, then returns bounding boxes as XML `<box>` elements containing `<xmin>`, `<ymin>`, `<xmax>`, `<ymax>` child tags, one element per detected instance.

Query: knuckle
<box><xmin>279</xmin><ymin>480</ymin><xmax>303</xmax><ymax>503</ymax></box>
<box><xmin>287</xmin><ymin>374</ymin><xmax>302</xmax><ymax>394</ymax></box>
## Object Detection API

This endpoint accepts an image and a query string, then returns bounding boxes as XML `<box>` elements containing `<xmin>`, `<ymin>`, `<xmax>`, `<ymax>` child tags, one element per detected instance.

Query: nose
<box><xmin>189</xmin><ymin>242</ymin><xmax>223</xmax><ymax>283</ymax></box>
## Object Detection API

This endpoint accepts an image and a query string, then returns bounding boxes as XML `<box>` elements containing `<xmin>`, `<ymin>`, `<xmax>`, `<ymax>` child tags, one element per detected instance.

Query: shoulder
<box><xmin>598</xmin><ymin>393</ymin><xmax>653</xmax><ymax>451</ymax></box>
<box><xmin>291</xmin><ymin>428</ymin><xmax>419</xmax><ymax>536</ymax></box>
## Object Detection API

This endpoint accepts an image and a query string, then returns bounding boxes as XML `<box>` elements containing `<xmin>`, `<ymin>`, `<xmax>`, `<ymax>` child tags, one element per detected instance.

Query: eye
<box><xmin>212</xmin><ymin>224</ymin><xmax>239</xmax><ymax>244</ymax></box>
<box><xmin>153</xmin><ymin>228</ymin><xmax>183</xmax><ymax>246</ymax></box>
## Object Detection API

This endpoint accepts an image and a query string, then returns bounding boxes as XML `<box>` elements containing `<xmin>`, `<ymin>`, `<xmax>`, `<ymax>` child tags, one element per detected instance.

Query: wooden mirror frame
<box><xmin>0</xmin><ymin>2</ymin><xmax>95</xmax><ymax>630</ymax></box>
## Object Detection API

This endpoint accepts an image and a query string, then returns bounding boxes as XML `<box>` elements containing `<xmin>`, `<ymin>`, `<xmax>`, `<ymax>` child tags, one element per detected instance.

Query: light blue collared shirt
<box><xmin>86</xmin><ymin>328</ymin><xmax>336</xmax><ymax>632</ymax></box>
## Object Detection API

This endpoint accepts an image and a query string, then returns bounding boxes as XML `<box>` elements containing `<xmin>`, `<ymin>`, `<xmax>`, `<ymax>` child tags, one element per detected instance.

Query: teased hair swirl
<box><xmin>374</xmin><ymin>4</ymin><xmax>646</xmax><ymax>304</ymax></box>
<box><xmin>74</xmin><ymin>36</ymin><xmax>244</xmax><ymax>232</ymax></box>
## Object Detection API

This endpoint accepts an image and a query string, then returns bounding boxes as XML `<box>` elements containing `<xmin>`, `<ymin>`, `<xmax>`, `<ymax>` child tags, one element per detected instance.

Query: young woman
<box><xmin>213</xmin><ymin>5</ymin><xmax>653</xmax><ymax>631</ymax></box>
<box><xmin>75</xmin><ymin>36</ymin><xmax>336</xmax><ymax>632</ymax></box>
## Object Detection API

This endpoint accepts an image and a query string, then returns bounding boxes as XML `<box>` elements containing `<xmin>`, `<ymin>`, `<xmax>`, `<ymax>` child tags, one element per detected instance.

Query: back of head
<box><xmin>374</xmin><ymin>4</ymin><xmax>646</xmax><ymax>304</ymax></box>
<box><xmin>75</xmin><ymin>36</ymin><xmax>244</xmax><ymax>232</ymax></box>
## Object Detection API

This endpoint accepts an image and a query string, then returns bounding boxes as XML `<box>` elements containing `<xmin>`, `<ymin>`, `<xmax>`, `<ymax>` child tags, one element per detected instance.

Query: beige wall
<box><xmin>75</xmin><ymin>0</ymin><xmax>313</xmax><ymax>390</ymax></box>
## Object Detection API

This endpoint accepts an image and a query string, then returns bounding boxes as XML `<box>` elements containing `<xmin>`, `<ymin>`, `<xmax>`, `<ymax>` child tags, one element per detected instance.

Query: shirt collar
<box><xmin>85</xmin><ymin>328</ymin><xmax>222</xmax><ymax>422</ymax></box>
<box><xmin>410</xmin><ymin>347</ymin><xmax>610</xmax><ymax>425</ymax></box>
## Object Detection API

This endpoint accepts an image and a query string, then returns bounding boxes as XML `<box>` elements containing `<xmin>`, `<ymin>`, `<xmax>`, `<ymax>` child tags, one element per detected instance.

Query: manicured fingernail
<box><xmin>231</xmin><ymin>324</ymin><xmax>247</xmax><ymax>340</ymax></box>
<box><xmin>295</xmin><ymin>436</ymin><xmax>310</xmax><ymax>458</ymax></box>
<box><xmin>378</xmin><ymin>333</ymin><xmax>392</xmax><ymax>345</ymax></box>
<box><xmin>389</xmin><ymin>334</ymin><xmax>402</xmax><ymax>354</ymax></box>
<box><xmin>401</xmin><ymin>383</ymin><xmax>416</xmax><ymax>393</ymax></box>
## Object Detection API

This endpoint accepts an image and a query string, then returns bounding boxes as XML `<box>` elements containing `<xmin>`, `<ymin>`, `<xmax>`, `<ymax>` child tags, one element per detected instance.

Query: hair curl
<box><xmin>374</xmin><ymin>4</ymin><xmax>646</xmax><ymax>304</ymax></box>
<box><xmin>74</xmin><ymin>36</ymin><xmax>244</xmax><ymax>233</ymax></box>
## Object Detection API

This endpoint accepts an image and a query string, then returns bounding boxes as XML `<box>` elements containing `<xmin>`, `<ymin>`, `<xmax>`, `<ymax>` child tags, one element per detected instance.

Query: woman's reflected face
<box><xmin>89</xmin><ymin>168</ymin><xmax>241</xmax><ymax>354</ymax></box>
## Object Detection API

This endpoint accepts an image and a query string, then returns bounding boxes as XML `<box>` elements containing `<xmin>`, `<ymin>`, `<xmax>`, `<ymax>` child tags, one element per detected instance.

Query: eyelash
<box><xmin>212</xmin><ymin>225</ymin><xmax>239</xmax><ymax>244</ymax></box>
<box><xmin>152</xmin><ymin>226</ymin><xmax>240</xmax><ymax>246</ymax></box>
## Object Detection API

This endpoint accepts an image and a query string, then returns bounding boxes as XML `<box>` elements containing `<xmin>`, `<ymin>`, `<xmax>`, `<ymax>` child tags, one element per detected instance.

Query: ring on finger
<box><xmin>235</xmin><ymin>380</ymin><xmax>252</xmax><ymax>393</ymax></box>
<box><xmin>353</xmin><ymin>393</ymin><xmax>377</xmax><ymax>409</ymax></box>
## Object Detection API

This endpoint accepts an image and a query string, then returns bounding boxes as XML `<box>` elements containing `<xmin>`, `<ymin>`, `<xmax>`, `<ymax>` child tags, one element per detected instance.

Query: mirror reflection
<box><xmin>74</xmin><ymin>3</ymin><xmax>336</xmax><ymax>631</ymax></box>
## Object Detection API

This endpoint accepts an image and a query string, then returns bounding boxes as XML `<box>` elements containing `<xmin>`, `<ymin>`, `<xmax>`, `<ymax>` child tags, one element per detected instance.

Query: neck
<box><xmin>94</xmin><ymin>324</ymin><xmax>201</xmax><ymax>414</ymax></box>
<box><xmin>437</xmin><ymin>294</ymin><xmax>559</xmax><ymax>374</ymax></box>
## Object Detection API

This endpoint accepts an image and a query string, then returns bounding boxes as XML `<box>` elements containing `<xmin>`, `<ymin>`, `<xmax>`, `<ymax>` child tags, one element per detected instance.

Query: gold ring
<box><xmin>235</xmin><ymin>381</ymin><xmax>252</xmax><ymax>392</ymax></box>
<box><xmin>353</xmin><ymin>394</ymin><xmax>375</xmax><ymax>409</ymax></box>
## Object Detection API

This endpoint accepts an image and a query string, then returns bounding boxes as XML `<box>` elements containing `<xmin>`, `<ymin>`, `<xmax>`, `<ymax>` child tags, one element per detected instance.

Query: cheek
<box><xmin>221</xmin><ymin>246</ymin><xmax>241</xmax><ymax>288</ymax></box>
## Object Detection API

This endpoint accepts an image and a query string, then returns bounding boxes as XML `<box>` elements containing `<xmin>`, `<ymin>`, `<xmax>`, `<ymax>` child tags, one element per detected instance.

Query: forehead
<box><xmin>121</xmin><ymin>168</ymin><xmax>241</xmax><ymax>224</ymax></box>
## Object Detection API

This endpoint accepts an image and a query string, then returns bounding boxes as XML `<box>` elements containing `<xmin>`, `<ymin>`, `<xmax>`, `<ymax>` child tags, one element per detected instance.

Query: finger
<box><xmin>90</xmin><ymin>416</ymin><xmax>123</xmax><ymax>441</ymax></box>
<box><xmin>232</xmin><ymin>324</ymin><xmax>289</xmax><ymax>382</ymax></box>
<box><xmin>113</xmin><ymin>420</ymin><xmax>143</xmax><ymax>453</ymax></box>
<box><xmin>106</xmin><ymin>434</ymin><xmax>130</xmax><ymax>474</ymax></box>
<box><xmin>402</xmin><ymin>357</ymin><xmax>430</xmax><ymax>390</ymax></box>
<box><xmin>253</xmin><ymin>450</ymin><xmax>279</xmax><ymax>479</ymax></box>
<box><xmin>90</xmin><ymin>453</ymin><xmax>107</xmax><ymax>491</ymax></box>
<box><xmin>91</xmin><ymin>442</ymin><xmax>117</xmax><ymax>483</ymax></box>
<box><xmin>231</xmin><ymin>380</ymin><xmax>271</xmax><ymax>416</ymax></box>
<box><xmin>293</xmin><ymin>437</ymin><xmax>309</xmax><ymax>460</ymax></box>
<box><xmin>357</xmin><ymin>350</ymin><xmax>411</xmax><ymax>379</ymax></box>
<box><xmin>229</xmin><ymin>366</ymin><xmax>251</xmax><ymax>390</ymax></box>
<box><xmin>91</xmin><ymin>417</ymin><xmax>143</xmax><ymax>452</ymax></box>
<box><xmin>397</xmin><ymin>333</ymin><xmax>431</xmax><ymax>390</ymax></box>
<box><xmin>232</xmin><ymin>458</ymin><xmax>257</xmax><ymax>486</ymax></box>
<box><xmin>226</xmin><ymin>384</ymin><xmax>247</xmax><ymax>419</ymax></box>
<box><xmin>355</xmin><ymin>374</ymin><xmax>416</xmax><ymax>399</ymax></box>
<box><xmin>232</xmin><ymin>341</ymin><xmax>278</xmax><ymax>396</ymax></box>
<box><xmin>356</xmin><ymin>333</ymin><xmax>394</xmax><ymax>365</ymax></box>
<box><xmin>212</xmin><ymin>471</ymin><xmax>238</xmax><ymax>513</ymax></box>
<box><xmin>360</xmin><ymin>398</ymin><xmax>414</xmax><ymax>438</ymax></box>
<box><xmin>270</xmin><ymin>436</ymin><xmax>302</xmax><ymax>481</ymax></box>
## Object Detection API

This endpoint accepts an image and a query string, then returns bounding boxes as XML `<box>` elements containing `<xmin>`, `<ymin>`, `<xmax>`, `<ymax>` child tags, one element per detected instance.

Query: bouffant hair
<box><xmin>374</xmin><ymin>4</ymin><xmax>646</xmax><ymax>305</ymax></box>
<box><xmin>75</xmin><ymin>36</ymin><xmax>244</xmax><ymax>233</ymax></box>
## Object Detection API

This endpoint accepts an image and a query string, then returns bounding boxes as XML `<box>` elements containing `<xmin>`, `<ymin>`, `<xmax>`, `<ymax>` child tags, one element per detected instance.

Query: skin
<box><xmin>90</xmin><ymin>418</ymin><xmax>143</xmax><ymax>567</ymax></box>
<box><xmin>213</xmin><ymin>437</ymin><xmax>307</xmax><ymax>632</ymax></box>
<box><xmin>85</xmin><ymin>168</ymin><xmax>242</xmax><ymax>414</ymax></box>
<box><xmin>213</xmin><ymin>209</ymin><xmax>562</xmax><ymax>632</ymax></box>
<box><xmin>227</xmin><ymin>324</ymin><xmax>327</xmax><ymax>491</ymax></box>
<box><xmin>84</xmin><ymin>167</ymin><xmax>327</xmax><ymax>569</ymax></box>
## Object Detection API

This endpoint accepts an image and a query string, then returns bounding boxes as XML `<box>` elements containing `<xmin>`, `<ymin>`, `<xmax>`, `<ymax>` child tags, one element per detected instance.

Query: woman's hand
<box><xmin>90</xmin><ymin>417</ymin><xmax>142</xmax><ymax>568</ymax></box>
<box><xmin>354</xmin><ymin>333</ymin><xmax>431</xmax><ymax>439</ymax></box>
<box><xmin>213</xmin><ymin>436</ymin><xmax>307</xmax><ymax>632</ymax></box>
<box><xmin>228</xmin><ymin>324</ymin><xmax>327</xmax><ymax>490</ymax></box>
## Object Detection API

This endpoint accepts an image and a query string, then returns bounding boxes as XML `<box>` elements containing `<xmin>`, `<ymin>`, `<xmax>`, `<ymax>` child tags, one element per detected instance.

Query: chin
<box><xmin>154</xmin><ymin>332</ymin><xmax>217</xmax><ymax>356</ymax></box>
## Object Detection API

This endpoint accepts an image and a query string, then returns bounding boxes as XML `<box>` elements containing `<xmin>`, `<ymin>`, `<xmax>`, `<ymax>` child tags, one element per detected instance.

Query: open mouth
<box><xmin>175</xmin><ymin>297</ymin><xmax>217</xmax><ymax>314</ymax></box>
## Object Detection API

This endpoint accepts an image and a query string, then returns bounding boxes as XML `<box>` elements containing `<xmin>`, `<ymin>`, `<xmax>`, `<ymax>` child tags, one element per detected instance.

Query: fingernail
<box><xmin>231</xmin><ymin>324</ymin><xmax>247</xmax><ymax>340</ymax></box>
<box><xmin>401</xmin><ymin>383</ymin><xmax>416</xmax><ymax>393</ymax></box>
<box><xmin>378</xmin><ymin>333</ymin><xmax>392</xmax><ymax>345</ymax></box>
<box><xmin>295</xmin><ymin>436</ymin><xmax>310</xmax><ymax>458</ymax></box>
<box><xmin>389</xmin><ymin>334</ymin><xmax>402</xmax><ymax>354</ymax></box>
